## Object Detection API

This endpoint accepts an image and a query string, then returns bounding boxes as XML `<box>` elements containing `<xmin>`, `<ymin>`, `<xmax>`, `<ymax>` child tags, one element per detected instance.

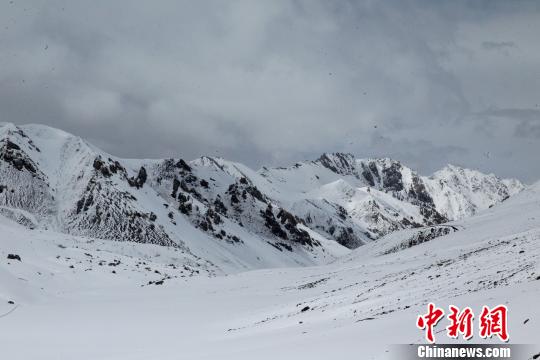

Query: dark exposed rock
<box><xmin>92</xmin><ymin>156</ymin><xmax>125</xmax><ymax>178</ymax></box>
<box><xmin>227</xmin><ymin>181</ymin><xmax>267</xmax><ymax>205</ymax></box>
<box><xmin>69</xmin><ymin>174</ymin><xmax>177</xmax><ymax>247</ymax></box>
<box><xmin>361</xmin><ymin>163</ymin><xmax>375</xmax><ymax>186</ymax></box>
<box><xmin>76</xmin><ymin>193</ymin><xmax>94</xmax><ymax>214</ymax></box>
<box><xmin>199</xmin><ymin>179</ymin><xmax>209</xmax><ymax>188</ymax></box>
<box><xmin>336</xmin><ymin>205</ymin><xmax>347</xmax><ymax>220</ymax></box>
<box><xmin>267</xmin><ymin>242</ymin><xmax>282</xmax><ymax>251</ymax></box>
<box><xmin>382</xmin><ymin>162</ymin><xmax>404</xmax><ymax>192</ymax></box>
<box><xmin>178</xmin><ymin>193</ymin><xmax>192</xmax><ymax>215</ymax></box>
<box><xmin>368</xmin><ymin>162</ymin><xmax>380</xmax><ymax>181</ymax></box>
<box><xmin>7</xmin><ymin>254</ymin><xmax>21</xmax><ymax>261</ymax></box>
<box><xmin>328</xmin><ymin>225</ymin><xmax>336</xmax><ymax>235</ymax></box>
<box><xmin>108</xmin><ymin>159</ymin><xmax>125</xmax><ymax>175</ymax></box>
<box><xmin>176</xmin><ymin>159</ymin><xmax>192</xmax><ymax>172</ymax></box>
<box><xmin>199</xmin><ymin>217</ymin><xmax>214</xmax><ymax>232</ymax></box>
<box><xmin>278</xmin><ymin>242</ymin><xmax>293</xmax><ymax>251</ymax></box>
<box><xmin>317</xmin><ymin>153</ymin><xmax>356</xmax><ymax>175</ymax></box>
<box><xmin>128</xmin><ymin>167</ymin><xmax>147</xmax><ymax>189</ymax></box>
<box><xmin>230</xmin><ymin>192</ymin><xmax>240</xmax><ymax>204</ymax></box>
<box><xmin>277</xmin><ymin>208</ymin><xmax>299</xmax><ymax>229</ymax></box>
<box><xmin>93</xmin><ymin>157</ymin><xmax>104</xmax><ymax>171</ymax></box>
<box><xmin>206</xmin><ymin>208</ymin><xmax>222</xmax><ymax>225</ymax></box>
<box><xmin>184</xmin><ymin>174</ymin><xmax>198</xmax><ymax>184</ymax></box>
<box><xmin>267</xmin><ymin>241</ymin><xmax>293</xmax><ymax>252</ymax></box>
<box><xmin>382</xmin><ymin>226</ymin><xmax>456</xmax><ymax>255</ymax></box>
<box><xmin>5</xmin><ymin>140</ymin><xmax>20</xmax><ymax>151</ymax></box>
<box><xmin>213</xmin><ymin>198</ymin><xmax>228</xmax><ymax>214</ymax></box>
<box><xmin>1</xmin><ymin>140</ymin><xmax>38</xmax><ymax>174</ymax></box>
<box><xmin>171</xmin><ymin>178</ymin><xmax>180</xmax><ymax>198</ymax></box>
<box><xmin>262</xmin><ymin>204</ymin><xmax>288</xmax><ymax>240</ymax></box>
<box><xmin>336</xmin><ymin>227</ymin><xmax>359</xmax><ymax>248</ymax></box>
<box><xmin>262</xmin><ymin>205</ymin><xmax>314</xmax><ymax>246</ymax></box>
<box><xmin>245</xmin><ymin>185</ymin><xmax>265</xmax><ymax>203</ymax></box>
<box><xmin>179</xmin><ymin>179</ymin><xmax>202</xmax><ymax>201</ymax></box>
<box><xmin>400</xmin><ymin>217</ymin><xmax>423</xmax><ymax>228</ymax></box>
<box><xmin>419</xmin><ymin>206</ymin><xmax>447</xmax><ymax>225</ymax></box>
<box><xmin>409</xmin><ymin>176</ymin><xmax>433</xmax><ymax>205</ymax></box>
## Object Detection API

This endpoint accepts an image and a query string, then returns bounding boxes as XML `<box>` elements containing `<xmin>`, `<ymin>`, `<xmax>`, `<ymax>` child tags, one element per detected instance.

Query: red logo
<box><xmin>479</xmin><ymin>305</ymin><xmax>509</xmax><ymax>342</ymax></box>
<box><xmin>416</xmin><ymin>303</ymin><xmax>445</xmax><ymax>343</ymax></box>
<box><xmin>416</xmin><ymin>304</ymin><xmax>509</xmax><ymax>343</ymax></box>
<box><xmin>446</xmin><ymin>305</ymin><xmax>474</xmax><ymax>340</ymax></box>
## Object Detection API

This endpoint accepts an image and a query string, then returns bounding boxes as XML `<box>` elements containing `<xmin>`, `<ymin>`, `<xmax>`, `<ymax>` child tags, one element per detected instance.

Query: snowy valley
<box><xmin>1</xmin><ymin>123</ymin><xmax>539</xmax><ymax>359</ymax></box>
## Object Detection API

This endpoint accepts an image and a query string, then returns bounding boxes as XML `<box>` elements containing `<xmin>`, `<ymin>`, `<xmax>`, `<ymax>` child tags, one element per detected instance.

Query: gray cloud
<box><xmin>515</xmin><ymin>121</ymin><xmax>540</xmax><ymax>138</ymax></box>
<box><xmin>482</xmin><ymin>41</ymin><xmax>516</xmax><ymax>50</ymax></box>
<box><xmin>478</xmin><ymin>108</ymin><xmax>540</xmax><ymax>121</ymax></box>
<box><xmin>476</xmin><ymin>107</ymin><xmax>540</xmax><ymax>139</ymax></box>
<box><xmin>1</xmin><ymin>0</ymin><xmax>539</xmax><ymax>182</ymax></box>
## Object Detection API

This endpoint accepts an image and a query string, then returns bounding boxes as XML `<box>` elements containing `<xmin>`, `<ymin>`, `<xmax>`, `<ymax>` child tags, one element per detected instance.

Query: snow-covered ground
<box><xmin>1</xmin><ymin>181</ymin><xmax>539</xmax><ymax>359</ymax></box>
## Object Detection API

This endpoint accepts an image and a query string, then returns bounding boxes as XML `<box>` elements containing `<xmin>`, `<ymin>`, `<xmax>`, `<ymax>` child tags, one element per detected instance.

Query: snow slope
<box><xmin>0</xmin><ymin>180</ymin><xmax>539</xmax><ymax>359</ymax></box>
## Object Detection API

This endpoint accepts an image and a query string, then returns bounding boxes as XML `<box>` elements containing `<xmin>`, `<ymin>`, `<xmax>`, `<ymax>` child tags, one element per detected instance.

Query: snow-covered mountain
<box><xmin>0</xmin><ymin>123</ymin><xmax>523</xmax><ymax>272</ymax></box>
<box><xmin>258</xmin><ymin>152</ymin><xmax>523</xmax><ymax>243</ymax></box>
<box><xmin>0</xmin><ymin>160</ymin><xmax>539</xmax><ymax>360</ymax></box>
<box><xmin>0</xmin><ymin>123</ymin><xmax>345</xmax><ymax>273</ymax></box>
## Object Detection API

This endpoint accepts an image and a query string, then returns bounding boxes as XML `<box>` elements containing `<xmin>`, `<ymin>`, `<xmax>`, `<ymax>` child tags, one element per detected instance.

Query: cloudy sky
<box><xmin>1</xmin><ymin>0</ymin><xmax>539</xmax><ymax>181</ymax></box>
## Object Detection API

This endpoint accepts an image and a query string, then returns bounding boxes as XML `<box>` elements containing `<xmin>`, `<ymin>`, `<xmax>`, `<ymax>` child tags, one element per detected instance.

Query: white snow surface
<box><xmin>1</xmin><ymin>157</ymin><xmax>539</xmax><ymax>359</ymax></box>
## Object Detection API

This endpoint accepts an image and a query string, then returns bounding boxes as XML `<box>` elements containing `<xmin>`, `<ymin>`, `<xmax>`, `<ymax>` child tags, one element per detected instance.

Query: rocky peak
<box><xmin>316</xmin><ymin>152</ymin><xmax>357</xmax><ymax>175</ymax></box>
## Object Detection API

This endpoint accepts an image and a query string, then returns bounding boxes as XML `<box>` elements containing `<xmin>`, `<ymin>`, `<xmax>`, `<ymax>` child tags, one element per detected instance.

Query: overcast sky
<box><xmin>1</xmin><ymin>0</ymin><xmax>539</xmax><ymax>181</ymax></box>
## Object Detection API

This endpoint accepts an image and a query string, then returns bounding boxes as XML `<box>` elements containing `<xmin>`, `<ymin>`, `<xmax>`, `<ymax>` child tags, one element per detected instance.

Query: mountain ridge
<box><xmin>0</xmin><ymin>123</ymin><xmax>524</xmax><ymax>273</ymax></box>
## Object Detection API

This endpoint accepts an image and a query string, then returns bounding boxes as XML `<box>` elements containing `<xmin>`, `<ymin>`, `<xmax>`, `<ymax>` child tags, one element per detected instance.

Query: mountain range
<box><xmin>1</xmin><ymin>122</ymin><xmax>540</xmax><ymax>359</ymax></box>
<box><xmin>0</xmin><ymin>122</ymin><xmax>523</xmax><ymax>273</ymax></box>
